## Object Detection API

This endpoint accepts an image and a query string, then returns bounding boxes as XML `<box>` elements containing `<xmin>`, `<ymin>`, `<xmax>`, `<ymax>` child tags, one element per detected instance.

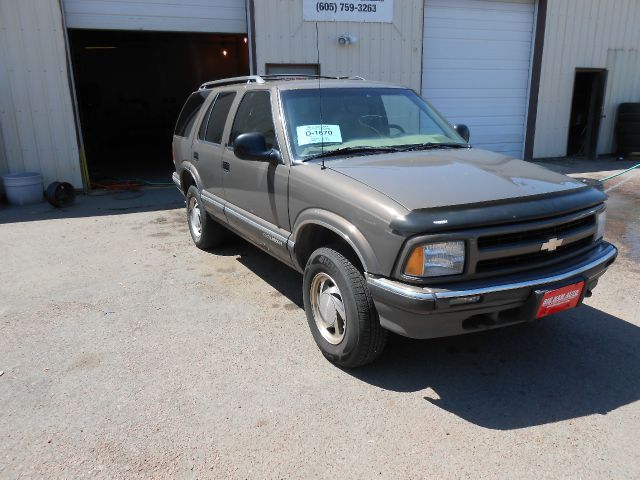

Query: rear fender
<box><xmin>179</xmin><ymin>162</ymin><xmax>204</xmax><ymax>192</ymax></box>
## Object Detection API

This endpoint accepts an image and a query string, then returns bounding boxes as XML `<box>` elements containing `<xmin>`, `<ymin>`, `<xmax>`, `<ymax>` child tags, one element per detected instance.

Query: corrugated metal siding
<box><xmin>253</xmin><ymin>0</ymin><xmax>424</xmax><ymax>92</ymax></box>
<box><xmin>63</xmin><ymin>0</ymin><xmax>247</xmax><ymax>33</ymax></box>
<box><xmin>0</xmin><ymin>0</ymin><xmax>82</xmax><ymax>187</ymax></box>
<box><xmin>534</xmin><ymin>0</ymin><xmax>640</xmax><ymax>158</ymax></box>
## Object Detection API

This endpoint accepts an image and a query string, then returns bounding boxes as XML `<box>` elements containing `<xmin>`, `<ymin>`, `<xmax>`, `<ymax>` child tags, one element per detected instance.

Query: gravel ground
<box><xmin>1</xmin><ymin>162</ymin><xmax>639</xmax><ymax>479</ymax></box>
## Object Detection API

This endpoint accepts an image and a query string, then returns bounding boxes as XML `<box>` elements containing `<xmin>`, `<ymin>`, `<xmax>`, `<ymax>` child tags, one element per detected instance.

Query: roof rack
<box><xmin>199</xmin><ymin>75</ymin><xmax>265</xmax><ymax>90</ymax></box>
<box><xmin>198</xmin><ymin>74</ymin><xmax>365</xmax><ymax>90</ymax></box>
<box><xmin>259</xmin><ymin>74</ymin><xmax>366</xmax><ymax>81</ymax></box>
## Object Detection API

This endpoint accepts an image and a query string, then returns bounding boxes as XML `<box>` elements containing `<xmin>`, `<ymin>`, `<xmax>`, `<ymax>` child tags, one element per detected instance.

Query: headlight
<box><xmin>404</xmin><ymin>241</ymin><xmax>465</xmax><ymax>277</ymax></box>
<box><xmin>595</xmin><ymin>210</ymin><xmax>606</xmax><ymax>241</ymax></box>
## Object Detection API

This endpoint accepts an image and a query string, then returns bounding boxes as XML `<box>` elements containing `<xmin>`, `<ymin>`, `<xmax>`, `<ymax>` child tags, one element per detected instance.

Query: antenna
<box><xmin>315</xmin><ymin>22</ymin><xmax>326</xmax><ymax>170</ymax></box>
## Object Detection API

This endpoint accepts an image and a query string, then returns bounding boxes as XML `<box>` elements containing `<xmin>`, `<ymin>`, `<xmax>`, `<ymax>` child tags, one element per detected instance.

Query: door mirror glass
<box><xmin>454</xmin><ymin>124</ymin><xmax>470</xmax><ymax>143</ymax></box>
<box><xmin>234</xmin><ymin>132</ymin><xmax>275</xmax><ymax>161</ymax></box>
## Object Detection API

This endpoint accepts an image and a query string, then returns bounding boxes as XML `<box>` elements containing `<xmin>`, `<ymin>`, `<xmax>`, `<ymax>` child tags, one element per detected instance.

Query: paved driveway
<box><xmin>1</xmin><ymin>166</ymin><xmax>639</xmax><ymax>479</ymax></box>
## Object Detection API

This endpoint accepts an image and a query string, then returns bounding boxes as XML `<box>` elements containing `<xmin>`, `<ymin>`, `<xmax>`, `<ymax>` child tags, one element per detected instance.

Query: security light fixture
<box><xmin>337</xmin><ymin>34</ymin><xmax>358</xmax><ymax>46</ymax></box>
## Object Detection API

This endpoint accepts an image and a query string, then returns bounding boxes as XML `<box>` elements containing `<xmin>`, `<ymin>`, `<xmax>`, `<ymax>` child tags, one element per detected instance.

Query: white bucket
<box><xmin>2</xmin><ymin>172</ymin><xmax>44</xmax><ymax>206</ymax></box>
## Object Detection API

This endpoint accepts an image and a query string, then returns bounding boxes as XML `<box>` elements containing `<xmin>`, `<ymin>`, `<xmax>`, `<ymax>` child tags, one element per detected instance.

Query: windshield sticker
<box><xmin>296</xmin><ymin>124</ymin><xmax>342</xmax><ymax>146</ymax></box>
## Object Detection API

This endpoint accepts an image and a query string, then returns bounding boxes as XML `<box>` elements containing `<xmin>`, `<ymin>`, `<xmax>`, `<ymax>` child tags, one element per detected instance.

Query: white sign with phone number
<box><xmin>297</xmin><ymin>124</ymin><xmax>343</xmax><ymax>146</ymax></box>
<box><xmin>303</xmin><ymin>0</ymin><xmax>394</xmax><ymax>23</ymax></box>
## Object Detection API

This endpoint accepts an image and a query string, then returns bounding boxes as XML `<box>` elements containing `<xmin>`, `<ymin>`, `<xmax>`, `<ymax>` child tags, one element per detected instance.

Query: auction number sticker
<box><xmin>296</xmin><ymin>124</ymin><xmax>343</xmax><ymax>146</ymax></box>
<box><xmin>303</xmin><ymin>0</ymin><xmax>394</xmax><ymax>23</ymax></box>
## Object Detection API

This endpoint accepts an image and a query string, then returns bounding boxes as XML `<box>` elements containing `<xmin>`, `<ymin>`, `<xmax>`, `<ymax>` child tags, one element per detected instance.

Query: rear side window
<box><xmin>175</xmin><ymin>91</ymin><xmax>210</xmax><ymax>137</ymax></box>
<box><xmin>203</xmin><ymin>91</ymin><xmax>236</xmax><ymax>144</ymax></box>
<box><xmin>230</xmin><ymin>91</ymin><xmax>276</xmax><ymax>149</ymax></box>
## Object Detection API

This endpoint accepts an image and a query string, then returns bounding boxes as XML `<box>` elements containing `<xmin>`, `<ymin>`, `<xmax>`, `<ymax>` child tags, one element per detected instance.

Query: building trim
<box><xmin>58</xmin><ymin>0</ymin><xmax>89</xmax><ymax>190</ymax></box>
<box><xmin>248</xmin><ymin>0</ymin><xmax>258</xmax><ymax>75</ymax></box>
<box><xmin>524</xmin><ymin>0</ymin><xmax>547</xmax><ymax>161</ymax></box>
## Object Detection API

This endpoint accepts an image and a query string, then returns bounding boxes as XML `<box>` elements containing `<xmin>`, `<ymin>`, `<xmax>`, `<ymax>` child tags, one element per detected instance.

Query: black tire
<box><xmin>186</xmin><ymin>185</ymin><xmax>225</xmax><ymax>250</ymax></box>
<box><xmin>615</xmin><ymin>122</ymin><xmax>640</xmax><ymax>135</ymax></box>
<box><xmin>617</xmin><ymin>133</ymin><xmax>640</xmax><ymax>155</ymax></box>
<box><xmin>618</xmin><ymin>113</ymin><xmax>640</xmax><ymax>123</ymax></box>
<box><xmin>303</xmin><ymin>246</ymin><xmax>388</xmax><ymax>368</ymax></box>
<box><xmin>618</xmin><ymin>103</ymin><xmax>640</xmax><ymax>115</ymax></box>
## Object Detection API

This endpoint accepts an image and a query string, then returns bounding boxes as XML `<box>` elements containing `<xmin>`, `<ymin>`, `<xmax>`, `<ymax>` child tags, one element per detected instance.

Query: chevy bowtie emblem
<box><xmin>541</xmin><ymin>237</ymin><xmax>563</xmax><ymax>252</ymax></box>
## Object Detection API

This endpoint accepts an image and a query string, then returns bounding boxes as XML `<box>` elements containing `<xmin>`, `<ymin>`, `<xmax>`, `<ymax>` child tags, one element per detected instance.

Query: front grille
<box><xmin>476</xmin><ymin>236</ymin><xmax>594</xmax><ymax>273</ymax></box>
<box><xmin>471</xmin><ymin>211</ymin><xmax>598</xmax><ymax>277</ymax></box>
<box><xmin>477</xmin><ymin>215</ymin><xmax>596</xmax><ymax>249</ymax></box>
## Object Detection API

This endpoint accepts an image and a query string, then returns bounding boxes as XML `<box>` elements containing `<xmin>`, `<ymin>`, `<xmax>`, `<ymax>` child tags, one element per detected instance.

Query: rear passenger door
<box><xmin>221</xmin><ymin>90</ymin><xmax>291</xmax><ymax>262</ymax></box>
<box><xmin>192</xmin><ymin>91</ymin><xmax>236</xmax><ymax>220</ymax></box>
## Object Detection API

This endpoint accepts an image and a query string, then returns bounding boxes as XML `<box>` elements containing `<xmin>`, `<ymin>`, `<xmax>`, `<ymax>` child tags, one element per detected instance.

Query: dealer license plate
<box><xmin>535</xmin><ymin>281</ymin><xmax>585</xmax><ymax>319</ymax></box>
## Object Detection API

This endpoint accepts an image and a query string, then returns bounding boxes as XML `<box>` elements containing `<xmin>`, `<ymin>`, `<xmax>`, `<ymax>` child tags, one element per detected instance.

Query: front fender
<box><xmin>292</xmin><ymin>208</ymin><xmax>381</xmax><ymax>274</ymax></box>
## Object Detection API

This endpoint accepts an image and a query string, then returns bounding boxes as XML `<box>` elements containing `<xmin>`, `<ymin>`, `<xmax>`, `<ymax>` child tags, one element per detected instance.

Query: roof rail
<box><xmin>260</xmin><ymin>74</ymin><xmax>366</xmax><ymax>81</ymax></box>
<box><xmin>198</xmin><ymin>74</ymin><xmax>366</xmax><ymax>89</ymax></box>
<box><xmin>199</xmin><ymin>75</ymin><xmax>265</xmax><ymax>90</ymax></box>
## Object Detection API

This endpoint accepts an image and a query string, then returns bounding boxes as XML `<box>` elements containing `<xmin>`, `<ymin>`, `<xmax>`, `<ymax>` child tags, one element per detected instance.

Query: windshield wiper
<box><xmin>398</xmin><ymin>142</ymin><xmax>470</xmax><ymax>152</ymax></box>
<box><xmin>302</xmin><ymin>146</ymin><xmax>401</xmax><ymax>162</ymax></box>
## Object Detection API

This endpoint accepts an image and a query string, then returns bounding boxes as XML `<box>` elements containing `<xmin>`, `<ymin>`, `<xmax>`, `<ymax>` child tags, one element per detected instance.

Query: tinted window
<box><xmin>230</xmin><ymin>91</ymin><xmax>276</xmax><ymax>149</ymax></box>
<box><xmin>204</xmin><ymin>91</ymin><xmax>236</xmax><ymax>144</ymax></box>
<box><xmin>197</xmin><ymin>97</ymin><xmax>214</xmax><ymax>141</ymax></box>
<box><xmin>175</xmin><ymin>91</ymin><xmax>210</xmax><ymax>137</ymax></box>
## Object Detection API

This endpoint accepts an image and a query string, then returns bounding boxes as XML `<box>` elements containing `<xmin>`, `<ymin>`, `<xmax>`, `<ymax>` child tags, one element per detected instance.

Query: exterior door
<box><xmin>221</xmin><ymin>90</ymin><xmax>291</xmax><ymax>261</ymax></box>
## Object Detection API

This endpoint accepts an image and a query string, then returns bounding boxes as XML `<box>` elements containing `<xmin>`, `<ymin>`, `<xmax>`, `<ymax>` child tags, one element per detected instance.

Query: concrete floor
<box><xmin>1</xmin><ymin>160</ymin><xmax>639</xmax><ymax>479</ymax></box>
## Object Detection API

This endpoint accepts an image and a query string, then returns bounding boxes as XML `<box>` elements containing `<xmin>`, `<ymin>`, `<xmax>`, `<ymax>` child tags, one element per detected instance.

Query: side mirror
<box><xmin>234</xmin><ymin>132</ymin><xmax>279</xmax><ymax>163</ymax></box>
<box><xmin>454</xmin><ymin>124</ymin><xmax>470</xmax><ymax>143</ymax></box>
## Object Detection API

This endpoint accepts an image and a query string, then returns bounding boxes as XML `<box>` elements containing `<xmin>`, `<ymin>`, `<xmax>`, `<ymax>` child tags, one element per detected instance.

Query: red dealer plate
<box><xmin>536</xmin><ymin>281</ymin><xmax>585</xmax><ymax>319</ymax></box>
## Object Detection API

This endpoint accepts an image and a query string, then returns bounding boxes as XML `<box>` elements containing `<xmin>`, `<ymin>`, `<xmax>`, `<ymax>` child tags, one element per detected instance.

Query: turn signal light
<box><xmin>404</xmin><ymin>246</ymin><xmax>425</xmax><ymax>276</ymax></box>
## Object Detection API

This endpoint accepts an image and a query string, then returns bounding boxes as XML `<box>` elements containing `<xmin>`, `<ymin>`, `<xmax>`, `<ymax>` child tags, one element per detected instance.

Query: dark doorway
<box><xmin>567</xmin><ymin>69</ymin><xmax>608</xmax><ymax>158</ymax></box>
<box><xmin>69</xmin><ymin>30</ymin><xmax>249</xmax><ymax>184</ymax></box>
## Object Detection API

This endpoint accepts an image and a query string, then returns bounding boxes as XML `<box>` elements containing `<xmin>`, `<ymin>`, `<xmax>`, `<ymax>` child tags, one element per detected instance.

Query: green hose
<box><xmin>599</xmin><ymin>163</ymin><xmax>640</xmax><ymax>183</ymax></box>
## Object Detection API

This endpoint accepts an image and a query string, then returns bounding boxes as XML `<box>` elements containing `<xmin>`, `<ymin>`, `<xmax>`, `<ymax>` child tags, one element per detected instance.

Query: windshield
<box><xmin>280</xmin><ymin>87</ymin><xmax>466</xmax><ymax>161</ymax></box>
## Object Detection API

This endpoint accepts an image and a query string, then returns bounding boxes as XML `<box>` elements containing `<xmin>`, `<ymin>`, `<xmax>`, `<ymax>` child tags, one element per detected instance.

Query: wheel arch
<box><xmin>291</xmin><ymin>209</ymin><xmax>381</xmax><ymax>274</ymax></box>
<box><xmin>179</xmin><ymin>163</ymin><xmax>203</xmax><ymax>195</ymax></box>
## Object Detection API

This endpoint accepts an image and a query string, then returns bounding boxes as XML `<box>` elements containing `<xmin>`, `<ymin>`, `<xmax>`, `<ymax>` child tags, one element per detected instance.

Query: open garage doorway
<box><xmin>68</xmin><ymin>30</ymin><xmax>249</xmax><ymax>185</ymax></box>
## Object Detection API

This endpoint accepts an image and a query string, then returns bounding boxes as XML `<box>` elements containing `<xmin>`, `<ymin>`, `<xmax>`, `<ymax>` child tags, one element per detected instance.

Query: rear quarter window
<box><xmin>175</xmin><ymin>91</ymin><xmax>210</xmax><ymax>137</ymax></box>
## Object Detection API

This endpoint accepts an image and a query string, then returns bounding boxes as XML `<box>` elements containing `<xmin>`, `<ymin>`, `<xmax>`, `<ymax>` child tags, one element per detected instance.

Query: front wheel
<box><xmin>303</xmin><ymin>246</ymin><xmax>388</xmax><ymax>368</ymax></box>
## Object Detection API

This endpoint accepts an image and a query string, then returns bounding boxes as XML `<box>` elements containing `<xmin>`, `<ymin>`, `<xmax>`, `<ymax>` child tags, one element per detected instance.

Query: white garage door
<box><xmin>63</xmin><ymin>0</ymin><xmax>247</xmax><ymax>33</ymax></box>
<box><xmin>422</xmin><ymin>0</ymin><xmax>535</xmax><ymax>158</ymax></box>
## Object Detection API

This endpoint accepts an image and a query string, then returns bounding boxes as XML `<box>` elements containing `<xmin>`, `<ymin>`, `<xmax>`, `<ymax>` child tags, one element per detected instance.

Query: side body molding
<box><xmin>291</xmin><ymin>208</ymin><xmax>381</xmax><ymax>274</ymax></box>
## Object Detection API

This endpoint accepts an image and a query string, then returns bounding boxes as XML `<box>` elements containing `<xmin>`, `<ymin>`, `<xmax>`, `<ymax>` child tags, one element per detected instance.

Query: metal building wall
<box><xmin>0</xmin><ymin>0</ymin><xmax>82</xmax><ymax>187</ymax></box>
<box><xmin>252</xmin><ymin>0</ymin><xmax>424</xmax><ymax>92</ymax></box>
<box><xmin>533</xmin><ymin>0</ymin><xmax>640</xmax><ymax>158</ymax></box>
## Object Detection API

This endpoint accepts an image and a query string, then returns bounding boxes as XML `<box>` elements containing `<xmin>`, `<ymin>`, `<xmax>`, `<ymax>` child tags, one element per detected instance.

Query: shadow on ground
<box><xmin>212</xmin><ymin>239</ymin><xmax>640</xmax><ymax>431</ymax></box>
<box><xmin>0</xmin><ymin>187</ymin><xmax>183</xmax><ymax>224</ymax></box>
<box><xmin>352</xmin><ymin>306</ymin><xmax>640</xmax><ymax>430</ymax></box>
<box><xmin>209</xmin><ymin>232</ymin><xmax>304</xmax><ymax>307</ymax></box>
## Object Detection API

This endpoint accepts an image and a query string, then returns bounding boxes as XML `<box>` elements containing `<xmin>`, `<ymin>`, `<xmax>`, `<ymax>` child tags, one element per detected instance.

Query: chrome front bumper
<box><xmin>366</xmin><ymin>243</ymin><xmax>618</xmax><ymax>339</ymax></box>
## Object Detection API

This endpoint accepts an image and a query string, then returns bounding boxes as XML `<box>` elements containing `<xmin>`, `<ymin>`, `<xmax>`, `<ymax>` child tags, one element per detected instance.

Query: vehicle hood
<box><xmin>326</xmin><ymin>148</ymin><xmax>586</xmax><ymax>210</ymax></box>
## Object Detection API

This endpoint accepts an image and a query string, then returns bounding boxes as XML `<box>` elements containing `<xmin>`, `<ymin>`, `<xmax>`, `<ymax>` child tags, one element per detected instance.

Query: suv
<box><xmin>172</xmin><ymin>75</ymin><xmax>617</xmax><ymax>368</ymax></box>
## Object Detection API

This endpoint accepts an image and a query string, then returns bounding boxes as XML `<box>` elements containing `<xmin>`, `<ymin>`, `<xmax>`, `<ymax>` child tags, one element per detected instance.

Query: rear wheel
<box><xmin>303</xmin><ymin>246</ymin><xmax>387</xmax><ymax>368</ymax></box>
<box><xmin>186</xmin><ymin>185</ymin><xmax>225</xmax><ymax>249</ymax></box>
